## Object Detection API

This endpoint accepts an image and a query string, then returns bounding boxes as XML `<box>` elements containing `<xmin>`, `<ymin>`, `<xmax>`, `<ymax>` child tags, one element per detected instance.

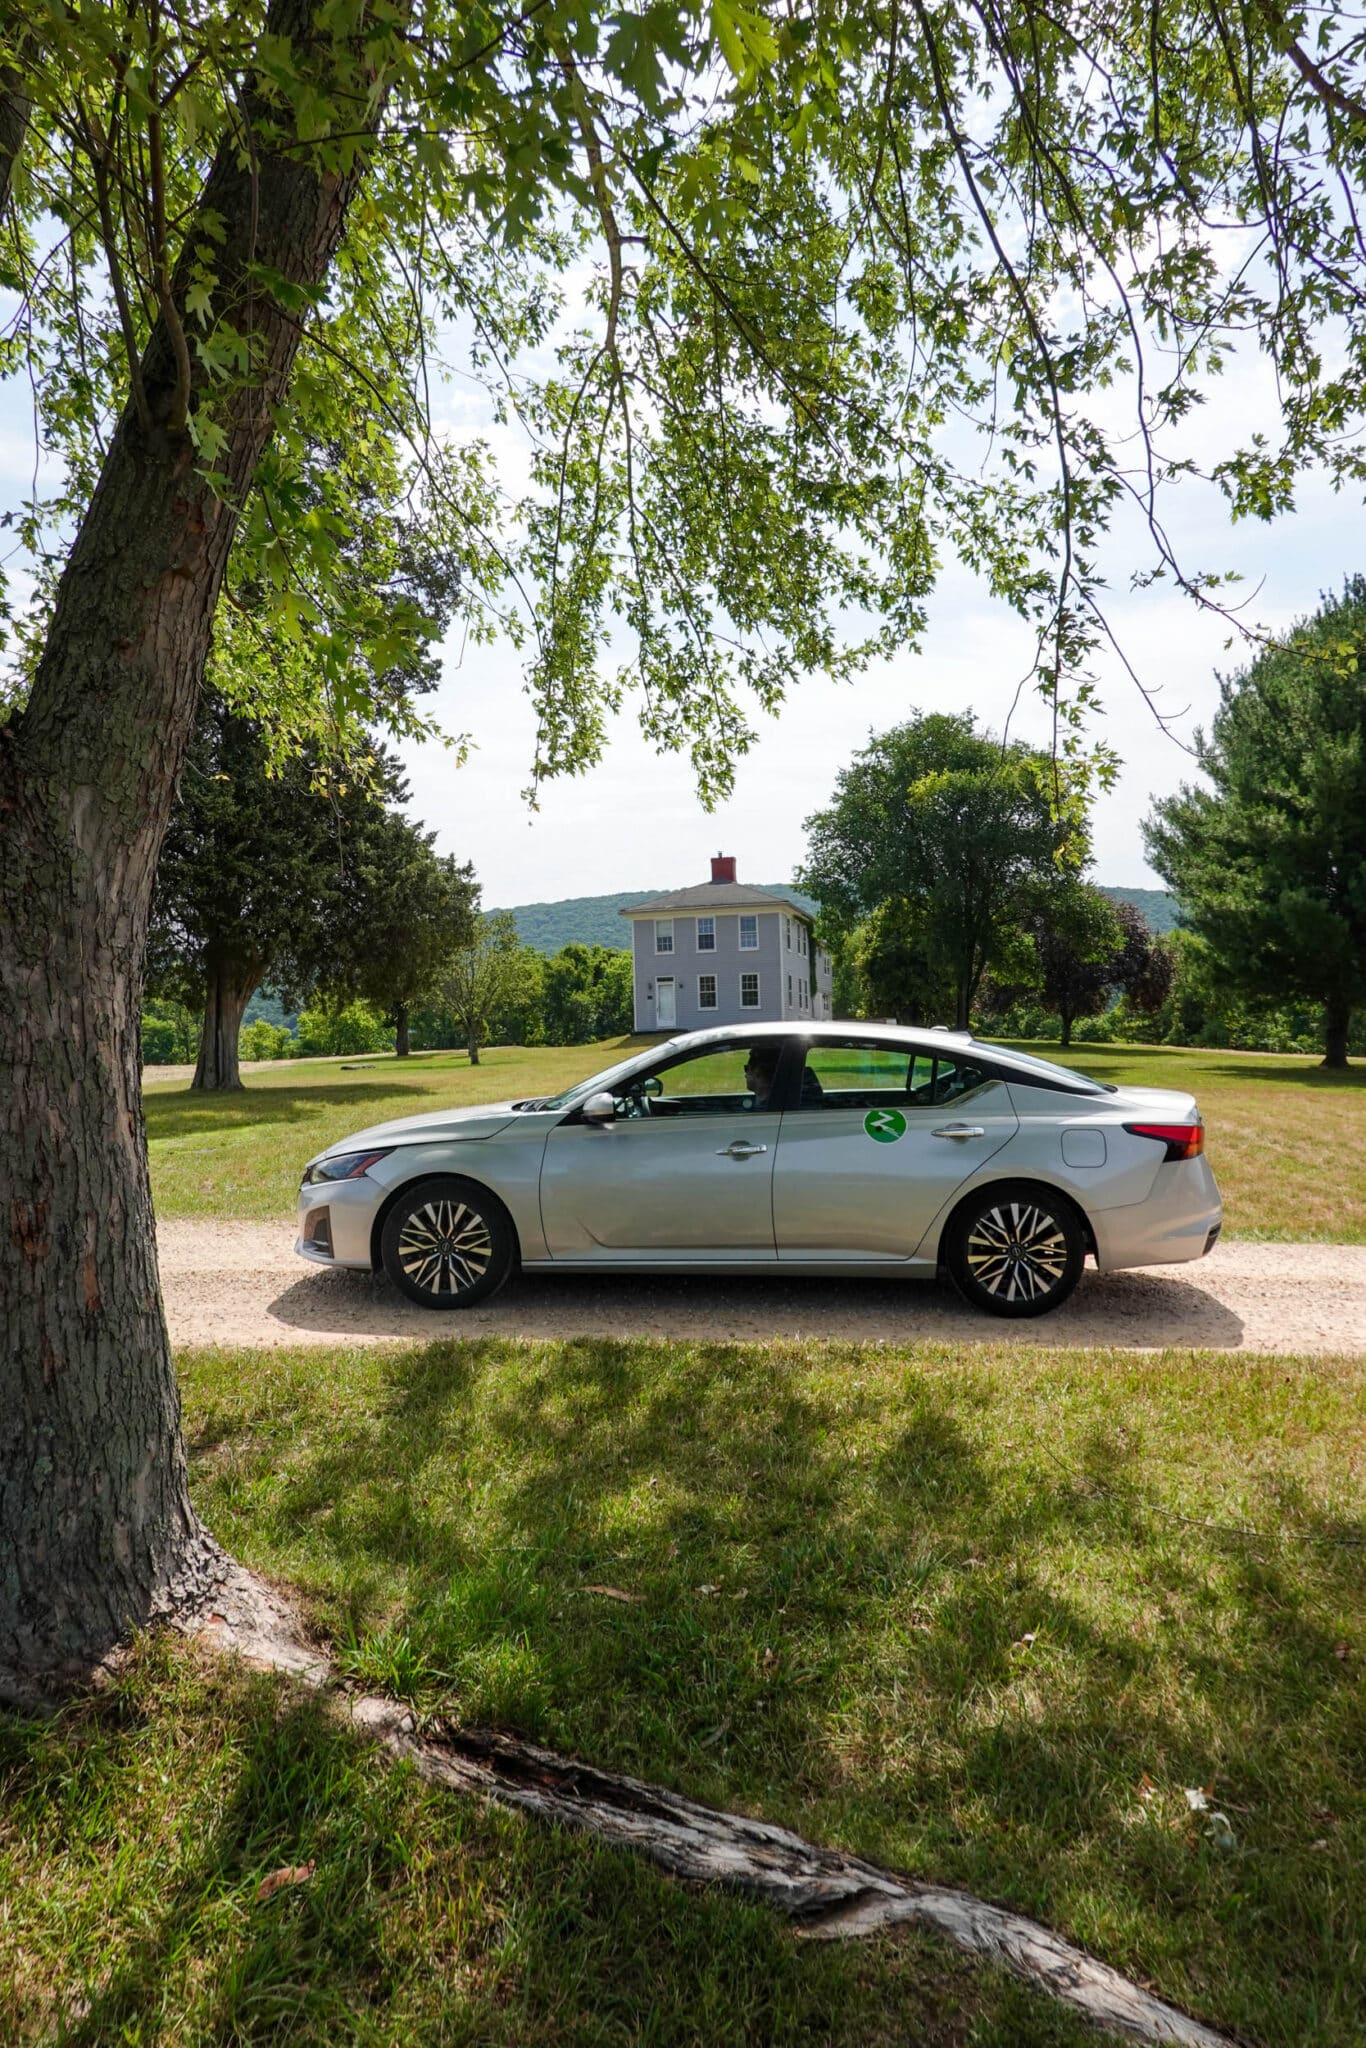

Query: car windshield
<box><xmin>989</xmin><ymin>1045</ymin><xmax>1113</xmax><ymax>1095</ymax></box>
<box><xmin>534</xmin><ymin>1048</ymin><xmax>666</xmax><ymax>1111</ymax></box>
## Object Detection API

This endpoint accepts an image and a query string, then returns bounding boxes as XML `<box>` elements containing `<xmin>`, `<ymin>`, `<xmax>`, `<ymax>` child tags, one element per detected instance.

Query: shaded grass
<box><xmin>78</xmin><ymin>1338</ymin><xmax>1366</xmax><ymax>2043</ymax></box>
<box><xmin>145</xmin><ymin>1036</ymin><xmax>1364</xmax><ymax>1241</ymax></box>
<box><xmin>0</xmin><ymin>1637</ymin><xmax>1092</xmax><ymax>2047</ymax></box>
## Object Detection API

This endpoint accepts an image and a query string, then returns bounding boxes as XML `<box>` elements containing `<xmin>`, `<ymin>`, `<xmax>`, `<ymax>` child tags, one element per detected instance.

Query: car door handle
<box><xmin>932</xmin><ymin>1124</ymin><xmax>985</xmax><ymax>1139</ymax></box>
<box><xmin>718</xmin><ymin>1141</ymin><xmax>768</xmax><ymax>1158</ymax></box>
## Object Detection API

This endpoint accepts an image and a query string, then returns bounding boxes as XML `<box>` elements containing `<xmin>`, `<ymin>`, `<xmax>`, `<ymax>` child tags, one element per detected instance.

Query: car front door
<box><xmin>540</xmin><ymin>1039</ymin><xmax>786</xmax><ymax>1259</ymax></box>
<box><xmin>772</xmin><ymin>1039</ymin><xmax>1018</xmax><ymax>1260</ymax></box>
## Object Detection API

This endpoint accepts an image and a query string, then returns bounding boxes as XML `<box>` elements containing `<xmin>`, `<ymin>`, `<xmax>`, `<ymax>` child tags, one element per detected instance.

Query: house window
<box><xmin>698</xmin><ymin>973</ymin><xmax>717</xmax><ymax>1009</ymax></box>
<box><xmin>739</xmin><ymin>914</ymin><xmax>758</xmax><ymax>950</ymax></box>
<box><xmin>655</xmin><ymin>920</ymin><xmax>674</xmax><ymax>954</ymax></box>
<box><xmin>785</xmin><ymin>916</ymin><xmax>792</xmax><ymax>949</ymax></box>
<box><xmin>798</xmin><ymin>924</ymin><xmax>808</xmax><ymax>957</ymax></box>
<box><xmin>740</xmin><ymin>973</ymin><xmax>760</xmax><ymax>1008</ymax></box>
<box><xmin>800</xmin><ymin>978</ymin><xmax>808</xmax><ymax>1009</ymax></box>
<box><xmin>697</xmin><ymin>916</ymin><xmax>715</xmax><ymax>951</ymax></box>
<box><xmin>787</xmin><ymin>973</ymin><xmax>793</xmax><ymax>1005</ymax></box>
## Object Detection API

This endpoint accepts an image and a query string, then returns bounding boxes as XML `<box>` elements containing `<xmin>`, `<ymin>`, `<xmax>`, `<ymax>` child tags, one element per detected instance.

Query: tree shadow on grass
<box><xmin>0</xmin><ymin>1643</ymin><xmax>1097</xmax><ymax>2048</ymax></box>
<box><xmin>182</xmin><ymin>1336</ymin><xmax>1366</xmax><ymax>2047</ymax></box>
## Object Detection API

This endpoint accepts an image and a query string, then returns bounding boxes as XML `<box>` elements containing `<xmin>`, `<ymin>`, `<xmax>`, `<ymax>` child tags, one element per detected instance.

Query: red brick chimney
<box><xmin>710</xmin><ymin>854</ymin><xmax>737</xmax><ymax>884</ymax></box>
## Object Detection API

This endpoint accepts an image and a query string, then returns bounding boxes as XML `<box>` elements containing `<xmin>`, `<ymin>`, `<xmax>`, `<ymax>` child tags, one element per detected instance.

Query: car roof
<box><xmin>663</xmin><ymin>1020</ymin><xmax>974</xmax><ymax>1051</ymax></box>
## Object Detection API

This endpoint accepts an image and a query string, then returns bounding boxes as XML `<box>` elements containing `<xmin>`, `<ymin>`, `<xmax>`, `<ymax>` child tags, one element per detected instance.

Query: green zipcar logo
<box><xmin>864</xmin><ymin>1108</ymin><xmax>907</xmax><ymax>1144</ymax></box>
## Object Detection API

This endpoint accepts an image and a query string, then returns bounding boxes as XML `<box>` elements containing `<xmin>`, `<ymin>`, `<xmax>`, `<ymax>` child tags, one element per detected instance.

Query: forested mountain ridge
<box><xmin>488</xmin><ymin>884</ymin><xmax>1176</xmax><ymax>953</ymax></box>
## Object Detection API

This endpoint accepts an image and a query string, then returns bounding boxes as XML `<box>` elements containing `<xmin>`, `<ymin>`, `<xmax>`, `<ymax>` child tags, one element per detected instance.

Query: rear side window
<box><xmin>799</xmin><ymin>1042</ymin><xmax>989</xmax><ymax>1110</ymax></box>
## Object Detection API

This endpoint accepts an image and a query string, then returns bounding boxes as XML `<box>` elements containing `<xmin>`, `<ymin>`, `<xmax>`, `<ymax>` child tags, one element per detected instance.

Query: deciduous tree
<box><xmin>801</xmin><ymin>715</ymin><xmax>1081</xmax><ymax>1030</ymax></box>
<box><xmin>7</xmin><ymin>0</ymin><xmax>1366</xmax><ymax>1681</ymax></box>
<box><xmin>542</xmin><ymin>943</ymin><xmax>633</xmax><ymax>1044</ymax></box>
<box><xmin>330</xmin><ymin>823</ymin><xmax>477</xmax><ymax>1058</ymax></box>
<box><xmin>440</xmin><ymin>911</ymin><xmax>528</xmax><ymax>1064</ymax></box>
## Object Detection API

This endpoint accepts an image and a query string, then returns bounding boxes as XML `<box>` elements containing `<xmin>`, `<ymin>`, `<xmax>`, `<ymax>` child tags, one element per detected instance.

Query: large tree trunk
<box><xmin>1322</xmin><ymin>993</ymin><xmax>1352</xmax><ymax>1069</ymax></box>
<box><xmin>394</xmin><ymin>1002</ymin><xmax>411</xmax><ymax>1059</ymax></box>
<box><xmin>1059</xmin><ymin>1006</ymin><xmax>1073</xmax><ymax>1048</ymax></box>
<box><xmin>0</xmin><ymin>0</ymin><xmax>388</xmax><ymax>1682</ymax></box>
<box><xmin>192</xmin><ymin>954</ymin><xmax>262</xmax><ymax>1091</ymax></box>
<box><xmin>467</xmin><ymin>1026</ymin><xmax>481</xmax><ymax>1066</ymax></box>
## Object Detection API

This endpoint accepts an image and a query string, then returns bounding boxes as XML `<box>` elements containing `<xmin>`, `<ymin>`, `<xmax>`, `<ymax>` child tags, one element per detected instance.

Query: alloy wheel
<box><xmin>964</xmin><ymin>1199</ymin><xmax>1070</xmax><ymax>1305</ymax></box>
<box><xmin>395</xmin><ymin>1197</ymin><xmax>493</xmax><ymax>1298</ymax></box>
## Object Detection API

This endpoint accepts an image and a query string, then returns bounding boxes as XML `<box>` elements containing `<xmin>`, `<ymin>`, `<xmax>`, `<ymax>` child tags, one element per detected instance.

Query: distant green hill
<box><xmin>1099</xmin><ymin>886</ymin><xmax>1179</xmax><ymax>934</ymax></box>
<box><xmin>491</xmin><ymin>882</ymin><xmax>1174</xmax><ymax>953</ymax></box>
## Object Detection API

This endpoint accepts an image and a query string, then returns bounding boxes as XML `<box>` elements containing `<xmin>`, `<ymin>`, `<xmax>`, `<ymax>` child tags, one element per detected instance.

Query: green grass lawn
<box><xmin>144</xmin><ymin>1035</ymin><xmax>1364</xmax><ymax>1241</ymax></box>
<box><xmin>5</xmin><ymin>1337</ymin><xmax>1362</xmax><ymax>2045</ymax></box>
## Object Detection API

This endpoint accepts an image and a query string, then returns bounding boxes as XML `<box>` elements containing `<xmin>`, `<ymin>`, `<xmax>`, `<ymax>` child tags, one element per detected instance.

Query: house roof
<box><xmin>619</xmin><ymin>882</ymin><xmax>813</xmax><ymax>919</ymax></box>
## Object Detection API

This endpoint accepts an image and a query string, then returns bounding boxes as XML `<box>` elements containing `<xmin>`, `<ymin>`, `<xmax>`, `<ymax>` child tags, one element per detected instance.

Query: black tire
<box><xmin>944</xmin><ymin>1181</ymin><xmax>1085</xmax><ymax>1319</ymax></box>
<box><xmin>379</xmin><ymin>1176</ymin><xmax>515</xmax><ymax>1310</ymax></box>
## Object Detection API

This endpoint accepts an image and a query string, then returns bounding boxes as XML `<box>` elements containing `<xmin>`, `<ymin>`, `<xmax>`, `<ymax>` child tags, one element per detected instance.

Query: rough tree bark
<box><xmin>393</xmin><ymin>1001</ymin><xmax>411</xmax><ymax>1059</ymax></box>
<box><xmin>0</xmin><ymin>34</ymin><xmax>33</xmax><ymax>220</ymax></box>
<box><xmin>0</xmin><ymin>0</ymin><xmax>389</xmax><ymax>1680</ymax></box>
<box><xmin>466</xmin><ymin>1026</ymin><xmax>481</xmax><ymax>1066</ymax></box>
<box><xmin>192</xmin><ymin>951</ymin><xmax>264</xmax><ymax>1092</ymax></box>
<box><xmin>1322</xmin><ymin>993</ymin><xmax>1352</xmax><ymax>1069</ymax></box>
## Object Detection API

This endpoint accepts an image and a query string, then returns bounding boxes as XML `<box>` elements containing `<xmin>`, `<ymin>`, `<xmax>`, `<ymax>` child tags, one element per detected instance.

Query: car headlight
<box><xmin>301</xmin><ymin>1147</ymin><xmax>394</xmax><ymax>1187</ymax></box>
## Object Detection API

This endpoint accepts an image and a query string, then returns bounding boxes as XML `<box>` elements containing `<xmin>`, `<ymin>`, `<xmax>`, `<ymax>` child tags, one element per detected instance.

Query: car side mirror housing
<box><xmin>581</xmin><ymin>1092</ymin><xmax>617</xmax><ymax>1123</ymax></box>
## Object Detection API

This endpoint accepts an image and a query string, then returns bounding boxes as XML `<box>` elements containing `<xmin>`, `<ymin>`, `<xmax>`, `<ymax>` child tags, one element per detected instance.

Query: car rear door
<box><xmin>772</xmin><ymin>1039</ymin><xmax>1018</xmax><ymax>1260</ymax></box>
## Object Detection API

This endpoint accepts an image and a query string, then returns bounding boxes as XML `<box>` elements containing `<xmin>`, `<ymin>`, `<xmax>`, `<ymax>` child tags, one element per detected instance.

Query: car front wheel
<box><xmin>379</xmin><ymin>1177</ymin><xmax>515</xmax><ymax>1309</ymax></box>
<box><xmin>945</xmin><ymin>1182</ymin><xmax>1085</xmax><ymax>1318</ymax></box>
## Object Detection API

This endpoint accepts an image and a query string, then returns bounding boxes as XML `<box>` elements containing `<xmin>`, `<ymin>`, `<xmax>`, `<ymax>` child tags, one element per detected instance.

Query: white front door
<box><xmin>656</xmin><ymin>976</ymin><xmax>676</xmax><ymax>1027</ymax></box>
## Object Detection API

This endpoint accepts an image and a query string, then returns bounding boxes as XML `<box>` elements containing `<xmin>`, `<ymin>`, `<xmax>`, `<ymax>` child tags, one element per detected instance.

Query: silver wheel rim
<box><xmin>396</xmin><ymin>1198</ymin><xmax>493</xmax><ymax>1297</ymax></box>
<box><xmin>965</xmin><ymin>1201</ymin><xmax>1069</xmax><ymax>1303</ymax></box>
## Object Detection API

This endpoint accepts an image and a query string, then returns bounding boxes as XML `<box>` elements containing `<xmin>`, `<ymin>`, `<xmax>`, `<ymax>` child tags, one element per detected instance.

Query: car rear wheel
<box><xmin>379</xmin><ymin>1177</ymin><xmax>515</xmax><ymax>1309</ymax></box>
<box><xmin>945</xmin><ymin>1182</ymin><xmax>1085</xmax><ymax>1318</ymax></box>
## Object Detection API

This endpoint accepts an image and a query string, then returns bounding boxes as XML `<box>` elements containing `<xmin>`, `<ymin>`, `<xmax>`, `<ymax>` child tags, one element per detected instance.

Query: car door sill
<box><xmin>522</xmin><ymin>1257</ymin><xmax>938</xmax><ymax>1277</ymax></box>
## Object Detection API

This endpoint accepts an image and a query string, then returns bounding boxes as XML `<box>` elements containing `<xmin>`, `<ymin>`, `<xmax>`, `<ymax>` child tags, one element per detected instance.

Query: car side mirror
<box><xmin>581</xmin><ymin>1092</ymin><xmax>617</xmax><ymax>1124</ymax></box>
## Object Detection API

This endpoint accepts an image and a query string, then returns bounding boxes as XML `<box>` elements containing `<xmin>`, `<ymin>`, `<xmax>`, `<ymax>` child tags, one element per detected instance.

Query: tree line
<box><xmin>801</xmin><ymin>582</ymin><xmax>1366</xmax><ymax>1069</ymax></box>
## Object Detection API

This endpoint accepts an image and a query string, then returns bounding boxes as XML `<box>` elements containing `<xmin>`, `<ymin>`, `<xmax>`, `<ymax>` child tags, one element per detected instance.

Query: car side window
<box><xmin>797</xmin><ymin>1042</ymin><xmax>912</xmax><ymax>1110</ymax></box>
<box><xmin>798</xmin><ymin>1043</ymin><xmax>990</xmax><ymax>1110</ymax></box>
<box><xmin>614</xmin><ymin>1043</ymin><xmax>769</xmax><ymax>1118</ymax></box>
<box><xmin>930</xmin><ymin>1057</ymin><xmax>988</xmax><ymax>1104</ymax></box>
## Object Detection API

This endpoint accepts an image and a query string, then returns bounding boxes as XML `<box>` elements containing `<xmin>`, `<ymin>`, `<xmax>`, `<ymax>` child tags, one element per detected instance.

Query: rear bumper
<box><xmin>1091</xmin><ymin>1156</ymin><xmax>1222</xmax><ymax>1272</ymax></box>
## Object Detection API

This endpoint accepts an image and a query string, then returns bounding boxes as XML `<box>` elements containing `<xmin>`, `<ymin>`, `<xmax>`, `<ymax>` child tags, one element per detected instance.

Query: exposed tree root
<box><xmin>175</xmin><ymin>1569</ymin><xmax>1238</xmax><ymax>2048</ymax></box>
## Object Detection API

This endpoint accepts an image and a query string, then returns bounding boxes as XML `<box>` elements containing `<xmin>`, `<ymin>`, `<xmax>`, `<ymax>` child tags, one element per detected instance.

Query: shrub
<box><xmin>294</xmin><ymin>1000</ymin><xmax>394</xmax><ymax>1058</ymax></box>
<box><xmin>240</xmin><ymin>1020</ymin><xmax>295</xmax><ymax>1062</ymax></box>
<box><xmin>140</xmin><ymin>1016</ymin><xmax>179</xmax><ymax>1064</ymax></box>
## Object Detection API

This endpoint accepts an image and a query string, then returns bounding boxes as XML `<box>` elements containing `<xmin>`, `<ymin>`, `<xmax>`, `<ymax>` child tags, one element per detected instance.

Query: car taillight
<box><xmin>1123</xmin><ymin>1122</ymin><xmax>1204</xmax><ymax>1161</ymax></box>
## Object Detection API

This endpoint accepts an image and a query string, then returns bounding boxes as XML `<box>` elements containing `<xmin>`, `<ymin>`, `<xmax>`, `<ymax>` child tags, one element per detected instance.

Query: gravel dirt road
<box><xmin>159</xmin><ymin>1220</ymin><xmax>1366</xmax><ymax>1353</ymax></box>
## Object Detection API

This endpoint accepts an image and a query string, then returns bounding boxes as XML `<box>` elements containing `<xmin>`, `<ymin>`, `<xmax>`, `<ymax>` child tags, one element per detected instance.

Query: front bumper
<box><xmin>295</xmin><ymin>1176</ymin><xmax>382</xmax><ymax>1270</ymax></box>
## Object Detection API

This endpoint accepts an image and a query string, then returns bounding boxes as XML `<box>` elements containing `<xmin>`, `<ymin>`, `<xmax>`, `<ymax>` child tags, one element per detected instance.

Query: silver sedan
<box><xmin>295</xmin><ymin>1023</ymin><xmax>1222</xmax><ymax>1319</ymax></box>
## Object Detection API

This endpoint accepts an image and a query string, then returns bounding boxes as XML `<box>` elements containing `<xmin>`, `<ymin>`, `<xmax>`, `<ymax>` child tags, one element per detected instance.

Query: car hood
<box><xmin>315</xmin><ymin>1102</ymin><xmax>523</xmax><ymax>1159</ymax></box>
